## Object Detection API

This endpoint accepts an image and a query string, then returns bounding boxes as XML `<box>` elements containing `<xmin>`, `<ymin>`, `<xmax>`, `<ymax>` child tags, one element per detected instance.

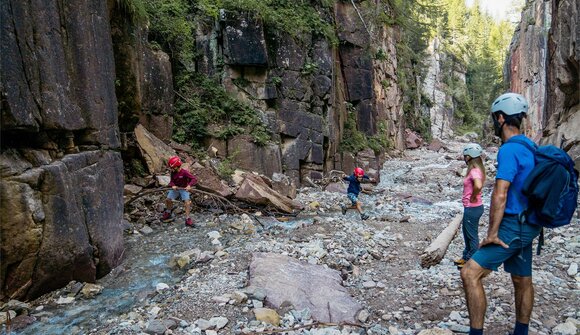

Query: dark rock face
<box><xmin>507</xmin><ymin>0</ymin><xmax>579</xmax><ymax>166</ymax></box>
<box><xmin>0</xmin><ymin>0</ymin><xmax>124</xmax><ymax>300</ymax></box>
<box><xmin>505</xmin><ymin>0</ymin><xmax>551</xmax><ymax>141</ymax></box>
<box><xmin>544</xmin><ymin>0</ymin><xmax>579</xmax><ymax>166</ymax></box>
<box><xmin>196</xmin><ymin>3</ymin><xmax>404</xmax><ymax>184</ymax></box>
<box><xmin>223</xmin><ymin>12</ymin><xmax>269</xmax><ymax>67</ymax></box>
<box><xmin>227</xmin><ymin>136</ymin><xmax>283</xmax><ymax>178</ymax></box>
<box><xmin>1</xmin><ymin>0</ymin><xmax>119</xmax><ymax>146</ymax></box>
<box><xmin>110</xmin><ymin>12</ymin><xmax>174</xmax><ymax>142</ymax></box>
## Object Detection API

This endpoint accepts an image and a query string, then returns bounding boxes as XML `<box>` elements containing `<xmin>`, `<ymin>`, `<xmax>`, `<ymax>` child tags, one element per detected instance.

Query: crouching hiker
<box><xmin>340</xmin><ymin>167</ymin><xmax>375</xmax><ymax>220</ymax></box>
<box><xmin>161</xmin><ymin>156</ymin><xmax>198</xmax><ymax>227</ymax></box>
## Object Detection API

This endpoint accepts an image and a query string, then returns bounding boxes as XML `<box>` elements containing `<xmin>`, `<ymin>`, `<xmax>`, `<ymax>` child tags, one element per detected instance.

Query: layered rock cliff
<box><xmin>194</xmin><ymin>3</ymin><xmax>404</xmax><ymax>183</ymax></box>
<box><xmin>507</xmin><ymin>0</ymin><xmax>579</xmax><ymax>165</ymax></box>
<box><xmin>1</xmin><ymin>0</ymin><xmax>124</xmax><ymax>300</ymax></box>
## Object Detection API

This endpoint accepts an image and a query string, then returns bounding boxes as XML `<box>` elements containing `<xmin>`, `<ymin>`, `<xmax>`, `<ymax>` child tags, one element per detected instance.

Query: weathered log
<box><xmin>420</xmin><ymin>213</ymin><xmax>463</xmax><ymax>268</ymax></box>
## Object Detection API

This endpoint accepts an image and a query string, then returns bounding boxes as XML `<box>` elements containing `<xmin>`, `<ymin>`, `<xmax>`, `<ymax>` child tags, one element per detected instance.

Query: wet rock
<box><xmin>124</xmin><ymin>184</ymin><xmax>143</xmax><ymax>195</ymax></box>
<box><xmin>417</xmin><ymin>328</ymin><xmax>453</xmax><ymax>335</ymax></box>
<box><xmin>248</xmin><ymin>252</ymin><xmax>362</xmax><ymax>323</ymax></box>
<box><xmin>253</xmin><ymin>307</ymin><xmax>280</xmax><ymax>326</ymax></box>
<box><xmin>196</xmin><ymin>318</ymin><xmax>212</xmax><ymax>330</ymax></box>
<box><xmin>80</xmin><ymin>283</ymin><xmax>103</xmax><ymax>298</ymax></box>
<box><xmin>10</xmin><ymin>315</ymin><xmax>36</xmax><ymax>331</ymax></box>
<box><xmin>55</xmin><ymin>296</ymin><xmax>75</xmax><ymax>304</ymax></box>
<box><xmin>0</xmin><ymin>310</ymin><xmax>17</xmax><ymax>324</ymax></box>
<box><xmin>140</xmin><ymin>226</ymin><xmax>154</xmax><ymax>235</ymax></box>
<box><xmin>357</xmin><ymin>309</ymin><xmax>370</xmax><ymax>323</ymax></box>
<box><xmin>156</xmin><ymin>283</ymin><xmax>169</xmax><ymax>292</ymax></box>
<box><xmin>552</xmin><ymin>320</ymin><xmax>577</xmax><ymax>335</ymax></box>
<box><xmin>169</xmin><ymin>249</ymin><xmax>201</xmax><ymax>269</ymax></box>
<box><xmin>145</xmin><ymin>319</ymin><xmax>167</xmax><ymax>334</ymax></box>
<box><xmin>209</xmin><ymin>316</ymin><xmax>228</xmax><ymax>329</ymax></box>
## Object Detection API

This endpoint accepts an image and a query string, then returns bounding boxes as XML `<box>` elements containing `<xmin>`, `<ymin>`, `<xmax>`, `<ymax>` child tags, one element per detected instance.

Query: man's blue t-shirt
<box><xmin>496</xmin><ymin>135</ymin><xmax>536</xmax><ymax>215</ymax></box>
<box><xmin>344</xmin><ymin>174</ymin><xmax>369</xmax><ymax>196</ymax></box>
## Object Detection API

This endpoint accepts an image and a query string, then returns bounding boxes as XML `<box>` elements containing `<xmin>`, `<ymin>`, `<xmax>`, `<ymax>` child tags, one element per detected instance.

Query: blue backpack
<box><xmin>509</xmin><ymin>137</ymin><xmax>579</xmax><ymax>229</ymax></box>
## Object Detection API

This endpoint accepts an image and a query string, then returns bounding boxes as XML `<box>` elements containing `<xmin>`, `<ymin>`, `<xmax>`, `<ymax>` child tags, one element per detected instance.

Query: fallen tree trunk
<box><xmin>420</xmin><ymin>213</ymin><xmax>463</xmax><ymax>268</ymax></box>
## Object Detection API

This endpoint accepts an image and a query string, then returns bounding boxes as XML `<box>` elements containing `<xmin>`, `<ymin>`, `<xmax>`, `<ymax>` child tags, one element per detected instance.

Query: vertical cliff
<box><xmin>0</xmin><ymin>0</ymin><xmax>125</xmax><ymax>300</ymax></box>
<box><xmin>194</xmin><ymin>2</ymin><xmax>404</xmax><ymax>183</ymax></box>
<box><xmin>543</xmin><ymin>0</ymin><xmax>579</xmax><ymax>165</ymax></box>
<box><xmin>505</xmin><ymin>0</ymin><xmax>552</xmax><ymax>141</ymax></box>
<box><xmin>507</xmin><ymin>0</ymin><xmax>579</xmax><ymax>165</ymax></box>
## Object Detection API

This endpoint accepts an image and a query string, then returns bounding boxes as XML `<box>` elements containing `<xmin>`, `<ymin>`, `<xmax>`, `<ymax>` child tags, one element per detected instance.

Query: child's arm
<box><xmin>183</xmin><ymin>170</ymin><xmax>198</xmax><ymax>190</ymax></box>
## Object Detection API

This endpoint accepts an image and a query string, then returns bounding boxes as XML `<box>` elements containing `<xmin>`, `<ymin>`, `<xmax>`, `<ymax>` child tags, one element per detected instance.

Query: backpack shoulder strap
<box><xmin>506</xmin><ymin>137</ymin><xmax>537</xmax><ymax>155</ymax></box>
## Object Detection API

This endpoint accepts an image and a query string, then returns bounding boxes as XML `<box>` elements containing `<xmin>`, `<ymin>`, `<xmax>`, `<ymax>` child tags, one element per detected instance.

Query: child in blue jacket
<box><xmin>340</xmin><ymin>167</ymin><xmax>375</xmax><ymax>220</ymax></box>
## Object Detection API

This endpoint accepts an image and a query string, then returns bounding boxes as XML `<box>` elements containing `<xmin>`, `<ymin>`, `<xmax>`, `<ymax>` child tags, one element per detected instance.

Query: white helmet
<box><xmin>463</xmin><ymin>143</ymin><xmax>483</xmax><ymax>158</ymax></box>
<box><xmin>491</xmin><ymin>93</ymin><xmax>529</xmax><ymax>116</ymax></box>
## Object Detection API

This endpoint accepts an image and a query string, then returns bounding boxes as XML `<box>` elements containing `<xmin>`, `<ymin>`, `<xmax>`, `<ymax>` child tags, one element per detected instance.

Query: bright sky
<box><xmin>465</xmin><ymin>0</ymin><xmax>524</xmax><ymax>22</ymax></box>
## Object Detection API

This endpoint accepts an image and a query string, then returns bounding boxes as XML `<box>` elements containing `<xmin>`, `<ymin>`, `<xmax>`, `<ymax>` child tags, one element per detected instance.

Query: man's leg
<box><xmin>511</xmin><ymin>275</ymin><xmax>534</xmax><ymax>334</ymax></box>
<box><xmin>461</xmin><ymin>260</ymin><xmax>492</xmax><ymax>330</ymax></box>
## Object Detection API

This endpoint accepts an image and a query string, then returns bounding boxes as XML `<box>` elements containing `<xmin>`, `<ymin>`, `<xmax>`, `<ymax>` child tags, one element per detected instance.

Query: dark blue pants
<box><xmin>462</xmin><ymin>205</ymin><xmax>484</xmax><ymax>261</ymax></box>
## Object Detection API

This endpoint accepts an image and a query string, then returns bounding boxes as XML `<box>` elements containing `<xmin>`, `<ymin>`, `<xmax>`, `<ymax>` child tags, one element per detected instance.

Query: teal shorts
<box><xmin>347</xmin><ymin>193</ymin><xmax>358</xmax><ymax>206</ymax></box>
<box><xmin>471</xmin><ymin>214</ymin><xmax>541</xmax><ymax>277</ymax></box>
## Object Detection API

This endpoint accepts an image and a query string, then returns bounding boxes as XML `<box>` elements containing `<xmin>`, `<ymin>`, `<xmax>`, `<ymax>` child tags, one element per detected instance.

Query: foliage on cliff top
<box><xmin>195</xmin><ymin>0</ymin><xmax>337</xmax><ymax>43</ymax></box>
<box><xmin>172</xmin><ymin>73</ymin><xmax>270</xmax><ymax>149</ymax></box>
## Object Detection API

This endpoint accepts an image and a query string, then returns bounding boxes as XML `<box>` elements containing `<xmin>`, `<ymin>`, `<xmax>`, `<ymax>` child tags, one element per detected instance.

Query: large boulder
<box><xmin>248</xmin><ymin>253</ymin><xmax>362</xmax><ymax>323</ymax></box>
<box><xmin>189</xmin><ymin>165</ymin><xmax>234</xmax><ymax>198</ymax></box>
<box><xmin>0</xmin><ymin>151</ymin><xmax>124</xmax><ymax>300</ymax></box>
<box><xmin>227</xmin><ymin>136</ymin><xmax>282</xmax><ymax>178</ymax></box>
<box><xmin>134</xmin><ymin>124</ymin><xmax>177</xmax><ymax>175</ymax></box>
<box><xmin>235</xmin><ymin>175</ymin><xmax>302</xmax><ymax>213</ymax></box>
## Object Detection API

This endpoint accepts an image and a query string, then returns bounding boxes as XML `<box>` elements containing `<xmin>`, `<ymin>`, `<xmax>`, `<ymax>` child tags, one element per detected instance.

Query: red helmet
<box><xmin>168</xmin><ymin>156</ymin><xmax>182</xmax><ymax>168</ymax></box>
<box><xmin>354</xmin><ymin>167</ymin><xmax>364</xmax><ymax>177</ymax></box>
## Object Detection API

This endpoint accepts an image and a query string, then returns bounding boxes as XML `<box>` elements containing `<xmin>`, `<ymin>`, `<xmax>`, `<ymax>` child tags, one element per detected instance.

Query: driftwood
<box><xmin>124</xmin><ymin>187</ymin><xmax>297</xmax><ymax>225</ymax></box>
<box><xmin>420</xmin><ymin>213</ymin><xmax>463</xmax><ymax>268</ymax></box>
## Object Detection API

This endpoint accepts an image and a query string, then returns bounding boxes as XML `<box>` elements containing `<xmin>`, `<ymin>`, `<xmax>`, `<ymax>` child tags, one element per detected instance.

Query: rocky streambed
<box><xmin>4</xmin><ymin>140</ymin><xmax>579</xmax><ymax>335</ymax></box>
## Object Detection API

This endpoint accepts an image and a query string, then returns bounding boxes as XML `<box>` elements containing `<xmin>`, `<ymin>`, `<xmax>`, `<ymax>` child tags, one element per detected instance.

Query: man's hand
<box><xmin>185</xmin><ymin>185</ymin><xmax>192</xmax><ymax>192</ymax></box>
<box><xmin>172</xmin><ymin>185</ymin><xmax>178</xmax><ymax>190</ymax></box>
<box><xmin>479</xmin><ymin>235</ymin><xmax>509</xmax><ymax>249</ymax></box>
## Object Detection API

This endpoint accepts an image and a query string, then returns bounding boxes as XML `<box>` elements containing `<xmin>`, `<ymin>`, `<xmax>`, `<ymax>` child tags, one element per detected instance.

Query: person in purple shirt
<box><xmin>162</xmin><ymin>156</ymin><xmax>198</xmax><ymax>227</ymax></box>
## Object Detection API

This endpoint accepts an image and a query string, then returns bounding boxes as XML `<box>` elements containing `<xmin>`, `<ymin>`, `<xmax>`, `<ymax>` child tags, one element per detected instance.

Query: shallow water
<box><xmin>13</xmin><ymin>241</ymin><xmax>178</xmax><ymax>335</ymax></box>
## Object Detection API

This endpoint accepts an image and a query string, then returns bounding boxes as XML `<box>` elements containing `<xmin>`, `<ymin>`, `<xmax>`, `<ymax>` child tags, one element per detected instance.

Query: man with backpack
<box><xmin>460</xmin><ymin>93</ymin><xmax>540</xmax><ymax>335</ymax></box>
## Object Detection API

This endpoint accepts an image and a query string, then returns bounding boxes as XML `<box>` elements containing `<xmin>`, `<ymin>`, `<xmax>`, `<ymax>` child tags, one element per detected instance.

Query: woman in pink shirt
<box><xmin>455</xmin><ymin>143</ymin><xmax>486</xmax><ymax>268</ymax></box>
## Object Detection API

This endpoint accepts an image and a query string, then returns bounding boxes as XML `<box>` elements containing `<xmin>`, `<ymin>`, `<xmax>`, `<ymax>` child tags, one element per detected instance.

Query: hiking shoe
<box><xmin>454</xmin><ymin>258</ymin><xmax>466</xmax><ymax>266</ymax></box>
<box><xmin>185</xmin><ymin>218</ymin><xmax>194</xmax><ymax>227</ymax></box>
<box><xmin>341</xmin><ymin>204</ymin><xmax>347</xmax><ymax>215</ymax></box>
<box><xmin>161</xmin><ymin>210</ymin><xmax>173</xmax><ymax>222</ymax></box>
<box><xmin>360</xmin><ymin>213</ymin><xmax>369</xmax><ymax>220</ymax></box>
